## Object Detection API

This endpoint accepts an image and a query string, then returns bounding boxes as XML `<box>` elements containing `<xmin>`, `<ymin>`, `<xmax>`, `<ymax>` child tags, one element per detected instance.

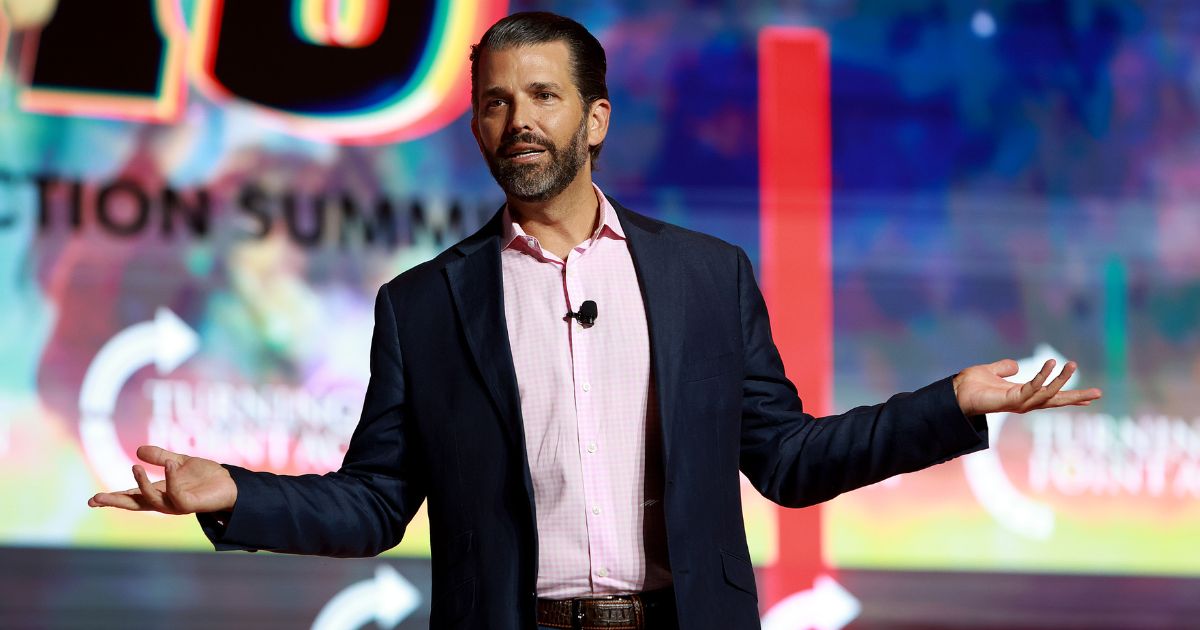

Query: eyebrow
<box><xmin>481</xmin><ymin>86</ymin><xmax>509</xmax><ymax>99</ymax></box>
<box><xmin>480</xmin><ymin>82</ymin><xmax>566</xmax><ymax>99</ymax></box>
<box><xmin>527</xmin><ymin>81</ymin><xmax>564</xmax><ymax>93</ymax></box>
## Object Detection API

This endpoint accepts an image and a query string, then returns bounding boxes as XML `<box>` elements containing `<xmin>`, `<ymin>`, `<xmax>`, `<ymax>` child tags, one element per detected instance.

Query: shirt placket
<box><xmin>562</xmin><ymin>245</ymin><xmax>615</xmax><ymax>591</ymax></box>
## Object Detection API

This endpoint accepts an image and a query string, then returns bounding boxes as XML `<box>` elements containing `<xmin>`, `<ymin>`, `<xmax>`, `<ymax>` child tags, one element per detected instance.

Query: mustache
<box><xmin>497</xmin><ymin>132</ymin><xmax>554</xmax><ymax>157</ymax></box>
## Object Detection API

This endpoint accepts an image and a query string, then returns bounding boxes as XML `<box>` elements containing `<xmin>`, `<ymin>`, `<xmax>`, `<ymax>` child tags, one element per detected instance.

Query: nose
<box><xmin>506</xmin><ymin>96</ymin><xmax>532</xmax><ymax>134</ymax></box>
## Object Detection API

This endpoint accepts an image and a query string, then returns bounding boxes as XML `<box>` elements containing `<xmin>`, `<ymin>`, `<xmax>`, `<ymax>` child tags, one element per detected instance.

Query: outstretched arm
<box><xmin>88</xmin><ymin>285</ymin><xmax>427</xmax><ymax>558</ymax></box>
<box><xmin>733</xmin><ymin>248</ymin><xmax>1100</xmax><ymax>508</ymax></box>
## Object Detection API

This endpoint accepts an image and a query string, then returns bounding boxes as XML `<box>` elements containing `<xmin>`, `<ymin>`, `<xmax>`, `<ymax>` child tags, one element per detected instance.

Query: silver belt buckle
<box><xmin>571</xmin><ymin>598</ymin><xmax>585</xmax><ymax>629</ymax></box>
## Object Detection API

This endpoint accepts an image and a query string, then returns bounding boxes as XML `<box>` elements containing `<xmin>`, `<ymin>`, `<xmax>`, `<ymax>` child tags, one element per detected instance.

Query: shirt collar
<box><xmin>501</xmin><ymin>183</ymin><xmax>625</xmax><ymax>254</ymax></box>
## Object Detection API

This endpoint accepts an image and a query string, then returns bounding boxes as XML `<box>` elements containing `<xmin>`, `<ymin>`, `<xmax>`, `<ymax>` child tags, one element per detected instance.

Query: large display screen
<box><xmin>1</xmin><ymin>0</ymin><xmax>1196</xmax><ymax>627</ymax></box>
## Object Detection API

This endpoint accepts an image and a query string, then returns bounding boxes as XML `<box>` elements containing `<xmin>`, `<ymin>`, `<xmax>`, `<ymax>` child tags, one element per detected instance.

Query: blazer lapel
<box><xmin>443</xmin><ymin>212</ymin><xmax>526</xmax><ymax>453</ymax></box>
<box><xmin>612</xmin><ymin>198</ymin><xmax>687</xmax><ymax>469</ymax></box>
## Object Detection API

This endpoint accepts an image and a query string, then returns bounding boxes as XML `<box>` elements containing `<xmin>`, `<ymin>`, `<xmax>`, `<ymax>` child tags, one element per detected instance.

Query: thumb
<box><xmin>988</xmin><ymin>359</ymin><xmax>1018</xmax><ymax>378</ymax></box>
<box><xmin>136</xmin><ymin>444</ymin><xmax>187</xmax><ymax>468</ymax></box>
<box><xmin>164</xmin><ymin>460</ymin><xmax>183</xmax><ymax>508</ymax></box>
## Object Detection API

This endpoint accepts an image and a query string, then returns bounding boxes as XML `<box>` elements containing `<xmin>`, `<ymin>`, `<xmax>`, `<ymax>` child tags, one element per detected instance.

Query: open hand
<box><xmin>87</xmin><ymin>445</ymin><xmax>237</xmax><ymax>515</ymax></box>
<box><xmin>954</xmin><ymin>359</ymin><xmax>1103</xmax><ymax>417</ymax></box>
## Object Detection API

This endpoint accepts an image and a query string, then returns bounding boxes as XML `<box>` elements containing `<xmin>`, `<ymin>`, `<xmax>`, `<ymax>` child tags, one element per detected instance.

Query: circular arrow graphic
<box><xmin>312</xmin><ymin>564</ymin><xmax>422</xmax><ymax>630</ymax></box>
<box><xmin>78</xmin><ymin>307</ymin><xmax>199</xmax><ymax>491</ymax></box>
<box><xmin>761</xmin><ymin>574</ymin><xmax>861</xmax><ymax>630</ymax></box>
<box><xmin>962</xmin><ymin>343</ymin><xmax>1075</xmax><ymax>540</ymax></box>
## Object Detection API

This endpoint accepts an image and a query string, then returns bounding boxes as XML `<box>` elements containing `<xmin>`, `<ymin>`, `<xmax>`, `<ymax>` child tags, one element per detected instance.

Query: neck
<box><xmin>508</xmin><ymin>171</ymin><xmax>599</xmax><ymax>260</ymax></box>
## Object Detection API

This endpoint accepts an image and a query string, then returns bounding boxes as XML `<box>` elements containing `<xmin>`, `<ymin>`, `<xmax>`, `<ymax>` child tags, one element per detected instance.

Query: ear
<box><xmin>585</xmin><ymin>98</ymin><xmax>611</xmax><ymax>149</ymax></box>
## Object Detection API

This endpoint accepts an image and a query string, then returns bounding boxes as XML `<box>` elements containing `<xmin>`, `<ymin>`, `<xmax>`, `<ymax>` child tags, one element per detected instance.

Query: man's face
<box><xmin>472</xmin><ymin>42</ymin><xmax>605</xmax><ymax>203</ymax></box>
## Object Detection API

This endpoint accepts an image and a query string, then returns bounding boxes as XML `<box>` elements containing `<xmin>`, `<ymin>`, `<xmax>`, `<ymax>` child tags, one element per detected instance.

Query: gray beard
<box><xmin>488</xmin><ymin>118</ymin><xmax>589</xmax><ymax>203</ymax></box>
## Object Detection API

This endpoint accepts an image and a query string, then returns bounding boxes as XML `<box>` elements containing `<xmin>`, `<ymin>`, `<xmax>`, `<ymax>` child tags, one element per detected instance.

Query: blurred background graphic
<box><xmin>0</xmin><ymin>0</ymin><xmax>1197</xmax><ymax>628</ymax></box>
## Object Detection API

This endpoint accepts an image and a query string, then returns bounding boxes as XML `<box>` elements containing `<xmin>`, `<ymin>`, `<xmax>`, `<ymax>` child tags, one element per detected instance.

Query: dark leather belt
<box><xmin>536</xmin><ymin>587</ymin><xmax>676</xmax><ymax>629</ymax></box>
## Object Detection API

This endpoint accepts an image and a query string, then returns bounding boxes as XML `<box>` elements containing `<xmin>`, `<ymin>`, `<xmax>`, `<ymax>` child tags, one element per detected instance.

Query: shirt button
<box><xmin>592</xmin><ymin>506</ymin><xmax>601</xmax><ymax>515</ymax></box>
<box><xmin>582</xmin><ymin>382</ymin><xmax>591</xmax><ymax>392</ymax></box>
<box><xmin>597</xmin><ymin>567</ymin><xmax>609</xmax><ymax>578</ymax></box>
<box><xmin>587</xmin><ymin>442</ymin><xmax>597</xmax><ymax>453</ymax></box>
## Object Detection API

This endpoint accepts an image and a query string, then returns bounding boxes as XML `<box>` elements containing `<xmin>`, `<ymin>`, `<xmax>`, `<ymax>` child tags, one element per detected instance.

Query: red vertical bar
<box><xmin>0</xmin><ymin>6</ymin><xmax>10</xmax><ymax>70</ymax></box>
<box><xmin>757</xmin><ymin>27</ymin><xmax>832</xmax><ymax>609</ymax></box>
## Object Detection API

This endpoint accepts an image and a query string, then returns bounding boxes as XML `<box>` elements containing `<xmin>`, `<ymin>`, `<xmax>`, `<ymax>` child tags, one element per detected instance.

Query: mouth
<box><xmin>501</xmin><ymin>144</ymin><xmax>548</xmax><ymax>162</ymax></box>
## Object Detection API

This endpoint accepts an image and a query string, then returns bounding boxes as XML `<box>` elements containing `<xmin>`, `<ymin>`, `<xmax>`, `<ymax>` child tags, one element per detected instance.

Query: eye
<box><xmin>536</xmin><ymin>92</ymin><xmax>555</xmax><ymax>101</ymax></box>
<box><xmin>486</xmin><ymin>98</ymin><xmax>506</xmax><ymax>109</ymax></box>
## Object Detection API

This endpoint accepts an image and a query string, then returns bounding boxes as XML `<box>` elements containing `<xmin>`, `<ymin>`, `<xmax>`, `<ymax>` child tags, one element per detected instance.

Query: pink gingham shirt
<box><xmin>500</xmin><ymin>184</ymin><xmax>671</xmax><ymax>599</ymax></box>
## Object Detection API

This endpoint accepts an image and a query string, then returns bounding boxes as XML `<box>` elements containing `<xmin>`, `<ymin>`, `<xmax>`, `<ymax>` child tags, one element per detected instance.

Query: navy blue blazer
<box><xmin>201</xmin><ymin>198</ymin><xmax>987</xmax><ymax>629</ymax></box>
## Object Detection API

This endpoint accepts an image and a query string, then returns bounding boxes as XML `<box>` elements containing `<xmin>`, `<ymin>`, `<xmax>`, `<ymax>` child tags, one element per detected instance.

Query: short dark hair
<box><xmin>470</xmin><ymin>12</ymin><xmax>609</xmax><ymax>168</ymax></box>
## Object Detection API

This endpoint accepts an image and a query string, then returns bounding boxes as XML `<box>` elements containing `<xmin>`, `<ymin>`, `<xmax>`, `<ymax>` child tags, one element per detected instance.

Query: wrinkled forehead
<box><xmin>474</xmin><ymin>41</ymin><xmax>576</xmax><ymax>94</ymax></box>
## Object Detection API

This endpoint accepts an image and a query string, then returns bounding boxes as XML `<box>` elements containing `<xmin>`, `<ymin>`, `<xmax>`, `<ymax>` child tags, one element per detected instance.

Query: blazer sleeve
<box><xmin>734</xmin><ymin>247</ymin><xmax>989</xmax><ymax>508</ymax></box>
<box><xmin>196</xmin><ymin>284</ymin><xmax>428</xmax><ymax>557</ymax></box>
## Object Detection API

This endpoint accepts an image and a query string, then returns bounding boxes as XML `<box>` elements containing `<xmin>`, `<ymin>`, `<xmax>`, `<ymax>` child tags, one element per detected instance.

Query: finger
<box><xmin>1028</xmin><ymin>361</ymin><xmax>1077</xmax><ymax>408</ymax></box>
<box><xmin>1043</xmin><ymin>387</ymin><xmax>1104</xmax><ymax>408</ymax></box>
<box><xmin>133</xmin><ymin>465</ymin><xmax>168</xmax><ymax>512</ymax></box>
<box><xmin>89</xmin><ymin>490</ymin><xmax>149</xmax><ymax>511</ymax></box>
<box><xmin>1019</xmin><ymin>359</ymin><xmax>1055</xmax><ymax>400</ymax></box>
<box><xmin>136</xmin><ymin>445</ymin><xmax>187</xmax><ymax>468</ymax></box>
<box><xmin>163</xmin><ymin>460</ymin><xmax>185</xmax><ymax>513</ymax></box>
<box><xmin>989</xmin><ymin>359</ymin><xmax>1019</xmax><ymax>378</ymax></box>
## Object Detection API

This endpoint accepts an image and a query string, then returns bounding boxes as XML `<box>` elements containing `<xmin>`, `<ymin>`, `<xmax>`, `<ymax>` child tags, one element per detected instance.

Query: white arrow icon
<box><xmin>312</xmin><ymin>564</ymin><xmax>422</xmax><ymax>630</ymax></box>
<box><xmin>79</xmin><ymin>307</ymin><xmax>199</xmax><ymax>491</ymax></box>
<box><xmin>962</xmin><ymin>343</ymin><xmax>1076</xmax><ymax>540</ymax></box>
<box><xmin>761</xmin><ymin>574</ymin><xmax>861</xmax><ymax>630</ymax></box>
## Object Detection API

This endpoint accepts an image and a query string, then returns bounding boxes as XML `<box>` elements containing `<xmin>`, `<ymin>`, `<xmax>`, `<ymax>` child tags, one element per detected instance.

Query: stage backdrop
<box><xmin>1</xmin><ymin>1</ymin><xmax>1197</xmax><ymax>628</ymax></box>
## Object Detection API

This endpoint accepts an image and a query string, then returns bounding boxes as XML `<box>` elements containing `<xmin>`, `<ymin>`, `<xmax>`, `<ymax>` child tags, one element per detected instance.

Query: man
<box><xmin>89</xmin><ymin>12</ymin><xmax>1102</xmax><ymax>630</ymax></box>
